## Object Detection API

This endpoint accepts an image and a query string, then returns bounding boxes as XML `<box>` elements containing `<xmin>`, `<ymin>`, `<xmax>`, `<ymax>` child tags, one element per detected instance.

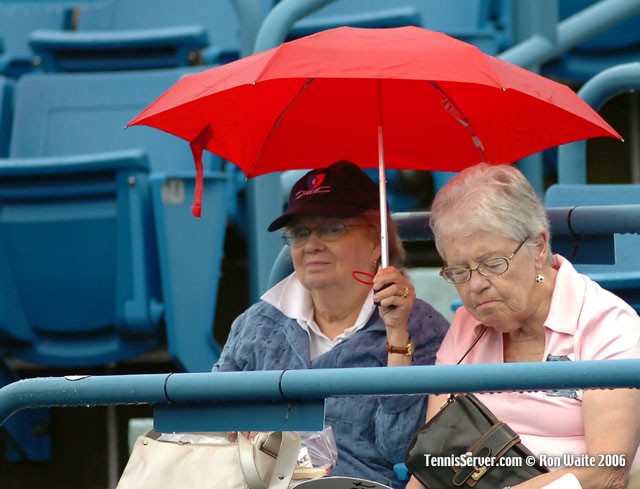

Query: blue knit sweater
<box><xmin>213</xmin><ymin>298</ymin><xmax>449</xmax><ymax>488</ymax></box>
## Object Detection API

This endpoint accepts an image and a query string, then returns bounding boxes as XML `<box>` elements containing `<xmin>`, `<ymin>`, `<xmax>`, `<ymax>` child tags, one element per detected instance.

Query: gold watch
<box><xmin>385</xmin><ymin>341</ymin><xmax>414</xmax><ymax>357</ymax></box>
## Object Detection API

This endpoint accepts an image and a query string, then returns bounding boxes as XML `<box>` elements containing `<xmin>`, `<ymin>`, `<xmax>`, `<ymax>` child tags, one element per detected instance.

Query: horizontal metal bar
<box><xmin>547</xmin><ymin>204</ymin><xmax>640</xmax><ymax>235</ymax></box>
<box><xmin>2</xmin><ymin>359</ymin><xmax>640</xmax><ymax>429</ymax></box>
<box><xmin>394</xmin><ymin>205</ymin><xmax>640</xmax><ymax>241</ymax></box>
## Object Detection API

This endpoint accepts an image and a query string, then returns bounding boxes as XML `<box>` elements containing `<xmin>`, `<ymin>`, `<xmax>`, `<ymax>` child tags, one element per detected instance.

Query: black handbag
<box><xmin>405</xmin><ymin>392</ymin><xmax>548</xmax><ymax>488</ymax></box>
<box><xmin>405</xmin><ymin>326</ymin><xmax>548</xmax><ymax>488</ymax></box>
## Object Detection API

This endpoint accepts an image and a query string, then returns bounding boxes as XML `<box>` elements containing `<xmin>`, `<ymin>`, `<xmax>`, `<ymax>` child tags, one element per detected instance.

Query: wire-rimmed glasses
<box><xmin>282</xmin><ymin>221</ymin><xmax>367</xmax><ymax>248</ymax></box>
<box><xmin>440</xmin><ymin>239</ymin><xmax>528</xmax><ymax>284</ymax></box>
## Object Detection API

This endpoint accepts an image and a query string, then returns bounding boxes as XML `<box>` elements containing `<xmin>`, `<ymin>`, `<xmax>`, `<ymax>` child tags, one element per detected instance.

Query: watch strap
<box><xmin>385</xmin><ymin>340</ymin><xmax>414</xmax><ymax>356</ymax></box>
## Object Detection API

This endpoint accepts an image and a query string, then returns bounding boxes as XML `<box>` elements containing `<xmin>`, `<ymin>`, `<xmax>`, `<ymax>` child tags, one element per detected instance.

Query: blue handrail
<box><xmin>2</xmin><ymin>359</ymin><xmax>640</xmax><ymax>432</ymax></box>
<box><xmin>500</xmin><ymin>0</ymin><xmax>640</xmax><ymax>69</ymax></box>
<box><xmin>393</xmin><ymin>204</ymin><xmax>640</xmax><ymax>241</ymax></box>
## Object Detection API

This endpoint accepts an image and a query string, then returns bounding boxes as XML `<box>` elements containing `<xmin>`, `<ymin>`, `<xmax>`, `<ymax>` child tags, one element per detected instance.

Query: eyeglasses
<box><xmin>282</xmin><ymin>221</ymin><xmax>366</xmax><ymax>248</ymax></box>
<box><xmin>440</xmin><ymin>239</ymin><xmax>528</xmax><ymax>284</ymax></box>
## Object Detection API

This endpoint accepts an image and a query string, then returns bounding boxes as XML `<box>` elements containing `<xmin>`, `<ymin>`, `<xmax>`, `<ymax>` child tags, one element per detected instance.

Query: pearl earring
<box><xmin>535</xmin><ymin>274</ymin><xmax>545</xmax><ymax>284</ymax></box>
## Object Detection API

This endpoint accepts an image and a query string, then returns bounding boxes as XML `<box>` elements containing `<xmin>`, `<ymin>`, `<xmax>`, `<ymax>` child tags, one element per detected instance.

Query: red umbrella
<box><xmin>127</xmin><ymin>26</ymin><xmax>621</xmax><ymax>267</ymax></box>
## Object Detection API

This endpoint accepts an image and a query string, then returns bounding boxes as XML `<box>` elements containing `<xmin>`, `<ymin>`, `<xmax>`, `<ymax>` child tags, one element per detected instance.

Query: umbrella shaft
<box><xmin>378</xmin><ymin>124</ymin><xmax>389</xmax><ymax>269</ymax></box>
<box><xmin>377</xmin><ymin>79</ymin><xmax>389</xmax><ymax>269</ymax></box>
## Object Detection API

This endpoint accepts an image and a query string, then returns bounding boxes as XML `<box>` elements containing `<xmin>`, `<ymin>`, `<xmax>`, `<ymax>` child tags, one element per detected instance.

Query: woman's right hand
<box><xmin>227</xmin><ymin>431</ymin><xmax>259</xmax><ymax>442</ymax></box>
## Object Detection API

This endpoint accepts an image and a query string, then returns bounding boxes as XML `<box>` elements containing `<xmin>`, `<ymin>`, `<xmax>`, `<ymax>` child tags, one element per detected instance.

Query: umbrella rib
<box><xmin>248</xmin><ymin>78</ymin><xmax>315</xmax><ymax>177</ymax></box>
<box><xmin>429</xmin><ymin>81</ymin><xmax>487</xmax><ymax>162</ymax></box>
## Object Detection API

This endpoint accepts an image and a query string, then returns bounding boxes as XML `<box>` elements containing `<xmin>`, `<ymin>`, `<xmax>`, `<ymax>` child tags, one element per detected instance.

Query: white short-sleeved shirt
<box><xmin>436</xmin><ymin>255</ymin><xmax>640</xmax><ymax>466</ymax></box>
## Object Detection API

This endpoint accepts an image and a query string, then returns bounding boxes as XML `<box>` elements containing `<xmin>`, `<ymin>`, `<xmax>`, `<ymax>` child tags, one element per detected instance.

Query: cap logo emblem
<box><xmin>295</xmin><ymin>172</ymin><xmax>331</xmax><ymax>200</ymax></box>
<box><xmin>308</xmin><ymin>173</ymin><xmax>325</xmax><ymax>189</ymax></box>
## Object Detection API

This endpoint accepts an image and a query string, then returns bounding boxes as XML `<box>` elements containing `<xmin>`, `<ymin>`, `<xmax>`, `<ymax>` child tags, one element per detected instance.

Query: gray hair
<box><xmin>429</xmin><ymin>163</ymin><xmax>552</xmax><ymax>262</ymax></box>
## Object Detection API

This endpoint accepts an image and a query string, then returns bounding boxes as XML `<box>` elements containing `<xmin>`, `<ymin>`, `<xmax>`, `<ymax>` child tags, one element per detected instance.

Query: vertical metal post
<box><xmin>106</xmin><ymin>405</ymin><xmax>119</xmax><ymax>489</ymax></box>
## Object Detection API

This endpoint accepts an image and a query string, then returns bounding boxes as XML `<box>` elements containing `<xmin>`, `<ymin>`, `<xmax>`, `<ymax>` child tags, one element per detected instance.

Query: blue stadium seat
<box><xmin>0</xmin><ymin>66</ymin><xmax>232</xmax><ymax>461</ymax></box>
<box><xmin>0</xmin><ymin>149</ymin><xmax>159</xmax><ymax>463</ymax></box>
<box><xmin>30</xmin><ymin>25</ymin><xmax>210</xmax><ymax>72</ymax></box>
<box><xmin>148</xmin><ymin>171</ymin><xmax>231</xmax><ymax>372</ymax></box>
<box><xmin>267</xmin><ymin>244</ymin><xmax>294</xmax><ymax>289</ymax></box>
<box><xmin>542</xmin><ymin>0</ymin><xmax>640</xmax><ymax>83</ymax></box>
<box><xmin>8</xmin><ymin>68</ymin><xmax>221</xmax><ymax>172</ymax></box>
<box><xmin>0</xmin><ymin>150</ymin><xmax>162</xmax><ymax>366</ymax></box>
<box><xmin>544</xmin><ymin>184</ymin><xmax>640</xmax><ymax>313</ymax></box>
<box><xmin>29</xmin><ymin>0</ymin><xmax>274</xmax><ymax>72</ymax></box>
<box><xmin>287</xmin><ymin>0</ymin><xmax>510</xmax><ymax>55</ymax></box>
<box><xmin>4</xmin><ymin>67</ymin><xmax>230</xmax><ymax>370</ymax></box>
<box><xmin>0</xmin><ymin>1</ymin><xmax>72</xmax><ymax>77</ymax></box>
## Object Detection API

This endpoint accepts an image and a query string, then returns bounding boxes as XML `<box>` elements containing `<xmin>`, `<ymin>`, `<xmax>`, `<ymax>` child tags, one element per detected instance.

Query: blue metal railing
<box><xmin>500</xmin><ymin>0</ymin><xmax>640</xmax><ymax>70</ymax></box>
<box><xmin>394</xmin><ymin>204</ymin><xmax>640</xmax><ymax>242</ymax></box>
<box><xmin>3</xmin><ymin>360</ymin><xmax>640</xmax><ymax>433</ymax></box>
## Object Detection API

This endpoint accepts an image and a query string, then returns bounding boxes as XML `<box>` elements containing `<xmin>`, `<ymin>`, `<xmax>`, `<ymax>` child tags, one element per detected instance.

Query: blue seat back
<box><xmin>9</xmin><ymin>67</ymin><xmax>221</xmax><ymax>172</ymax></box>
<box><xmin>29</xmin><ymin>24</ymin><xmax>210</xmax><ymax>73</ymax></box>
<box><xmin>0</xmin><ymin>2</ymin><xmax>71</xmax><ymax>77</ymax></box>
<box><xmin>149</xmin><ymin>172</ymin><xmax>231</xmax><ymax>372</ymax></box>
<box><xmin>544</xmin><ymin>184</ymin><xmax>640</xmax><ymax>312</ymax></box>
<box><xmin>0</xmin><ymin>150</ymin><xmax>163</xmax><ymax>366</ymax></box>
<box><xmin>73</xmin><ymin>0</ymin><xmax>273</xmax><ymax>65</ymax></box>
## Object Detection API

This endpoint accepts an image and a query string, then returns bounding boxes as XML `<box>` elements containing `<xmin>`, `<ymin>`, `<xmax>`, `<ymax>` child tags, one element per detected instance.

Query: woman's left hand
<box><xmin>372</xmin><ymin>266</ymin><xmax>415</xmax><ymax>333</ymax></box>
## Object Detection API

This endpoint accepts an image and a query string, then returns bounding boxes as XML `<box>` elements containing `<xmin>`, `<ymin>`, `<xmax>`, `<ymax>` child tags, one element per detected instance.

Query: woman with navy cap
<box><xmin>214</xmin><ymin>160</ymin><xmax>449</xmax><ymax>488</ymax></box>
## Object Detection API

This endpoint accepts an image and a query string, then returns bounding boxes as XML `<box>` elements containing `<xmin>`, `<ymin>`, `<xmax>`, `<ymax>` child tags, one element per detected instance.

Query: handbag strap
<box><xmin>238</xmin><ymin>432</ymin><xmax>301</xmax><ymax>489</ymax></box>
<box><xmin>457</xmin><ymin>325</ymin><xmax>487</xmax><ymax>365</ymax></box>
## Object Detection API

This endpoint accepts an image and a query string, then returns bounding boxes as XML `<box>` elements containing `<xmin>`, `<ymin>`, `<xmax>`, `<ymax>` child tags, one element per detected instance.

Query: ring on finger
<box><xmin>401</xmin><ymin>287</ymin><xmax>409</xmax><ymax>299</ymax></box>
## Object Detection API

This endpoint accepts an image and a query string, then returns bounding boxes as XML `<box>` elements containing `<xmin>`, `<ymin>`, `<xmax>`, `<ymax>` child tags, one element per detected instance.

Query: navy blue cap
<box><xmin>268</xmin><ymin>161</ymin><xmax>379</xmax><ymax>232</ymax></box>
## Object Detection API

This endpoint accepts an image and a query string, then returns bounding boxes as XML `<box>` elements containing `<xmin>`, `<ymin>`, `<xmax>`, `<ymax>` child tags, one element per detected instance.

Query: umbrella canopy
<box><xmin>128</xmin><ymin>26</ymin><xmax>621</xmax><ymax>265</ymax></box>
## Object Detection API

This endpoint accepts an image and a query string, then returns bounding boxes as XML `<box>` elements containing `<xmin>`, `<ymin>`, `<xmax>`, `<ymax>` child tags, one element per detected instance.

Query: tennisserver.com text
<box><xmin>422</xmin><ymin>453</ymin><xmax>526</xmax><ymax>469</ymax></box>
<box><xmin>422</xmin><ymin>453</ymin><xmax>626</xmax><ymax>469</ymax></box>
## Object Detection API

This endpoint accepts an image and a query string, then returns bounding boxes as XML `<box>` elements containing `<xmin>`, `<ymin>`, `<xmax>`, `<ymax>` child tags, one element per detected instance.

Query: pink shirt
<box><xmin>436</xmin><ymin>255</ymin><xmax>640</xmax><ymax>466</ymax></box>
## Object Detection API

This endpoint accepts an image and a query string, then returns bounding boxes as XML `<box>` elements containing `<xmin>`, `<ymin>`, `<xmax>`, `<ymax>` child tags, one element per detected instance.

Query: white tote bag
<box><xmin>116</xmin><ymin>430</ymin><xmax>301</xmax><ymax>489</ymax></box>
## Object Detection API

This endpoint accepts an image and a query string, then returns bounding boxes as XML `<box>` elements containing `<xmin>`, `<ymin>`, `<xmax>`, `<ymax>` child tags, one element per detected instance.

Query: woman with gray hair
<box><xmin>407</xmin><ymin>163</ymin><xmax>640</xmax><ymax>489</ymax></box>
